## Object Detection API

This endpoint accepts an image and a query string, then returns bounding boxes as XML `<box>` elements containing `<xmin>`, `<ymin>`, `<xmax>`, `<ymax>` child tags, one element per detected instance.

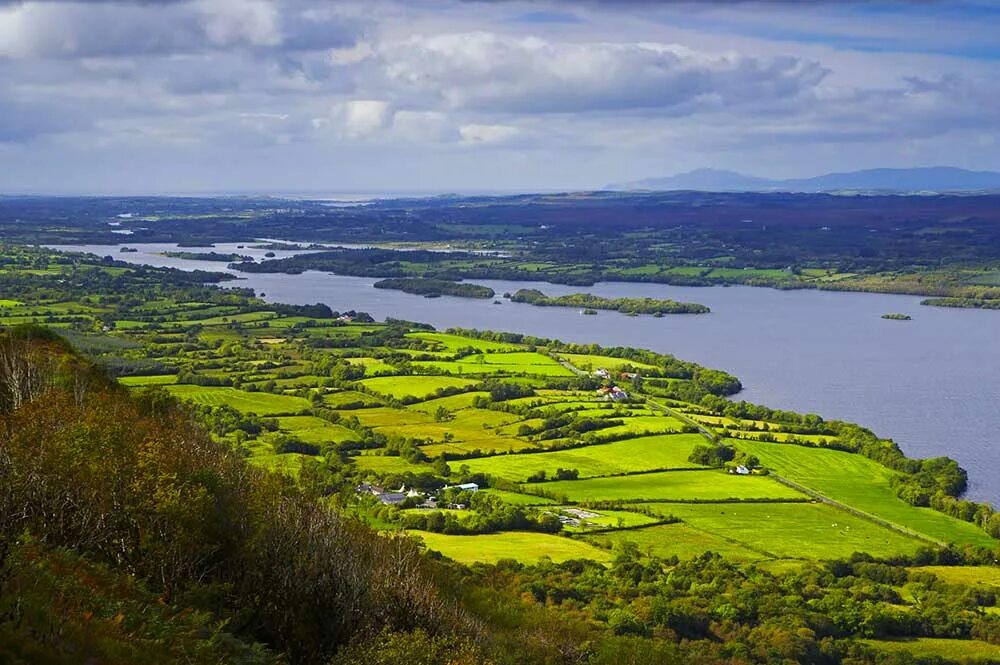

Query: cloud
<box><xmin>368</xmin><ymin>31</ymin><xmax>828</xmax><ymax>115</ymax></box>
<box><xmin>322</xmin><ymin>99</ymin><xmax>393</xmax><ymax>139</ymax></box>
<box><xmin>0</xmin><ymin>0</ymin><xmax>355</xmax><ymax>58</ymax></box>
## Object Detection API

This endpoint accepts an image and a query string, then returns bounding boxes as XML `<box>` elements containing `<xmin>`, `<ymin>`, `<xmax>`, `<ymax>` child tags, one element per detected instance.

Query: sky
<box><xmin>1</xmin><ymin>0</ymin><xmax>999</xmax><ymax>195</ymax></box>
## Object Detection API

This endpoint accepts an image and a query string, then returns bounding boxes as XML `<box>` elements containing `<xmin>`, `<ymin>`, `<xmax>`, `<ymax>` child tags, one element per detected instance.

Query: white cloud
<box><xmin>195</xmin><ymin>0</ymin><xmax>283</xmax><ymax>48</ymax></box>
<box><xmin>325</xmin><ymin>99</ymin><xmax>393</xmax><ymax>139</ymax></box>
<box><xmin>370</xmin><ymin>31</ymin><xmax>828</xmax><ymax>114</ymax></box>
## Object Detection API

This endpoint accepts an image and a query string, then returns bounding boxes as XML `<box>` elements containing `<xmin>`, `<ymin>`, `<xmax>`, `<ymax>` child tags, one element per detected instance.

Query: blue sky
<box><xmin>0</xmin><ymin>0</ymin><xmax>998</xmax><ymax>194</ymax></box>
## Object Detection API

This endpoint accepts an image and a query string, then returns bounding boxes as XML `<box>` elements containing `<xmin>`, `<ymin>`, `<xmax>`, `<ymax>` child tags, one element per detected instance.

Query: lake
<box><xmin>50</xmin><ymin>241</ymin><xmax>1000</xmax><ymax>507</ymax></box>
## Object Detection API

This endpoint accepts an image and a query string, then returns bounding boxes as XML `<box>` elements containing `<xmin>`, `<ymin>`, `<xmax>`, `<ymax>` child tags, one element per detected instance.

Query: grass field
<box><xmin>644</xmin><ymin>501</ymin><xmax>924</xmax><ymax>559</ymax></box>
<box><xmin>537</xmin><ymin>469</ymin><xmax>807</xmax><ymax>502</ymax></box>
<box><xmin>910</xmin><ymin>566</ymin><xmax>1000</xmax><ymax>588</ymax></box>
<box><xmin>275</xmin><ymin>416</ymin><xmax>358</xmax><ymax>444</ymax></box>
<box><xmin>413</xmin><ymin>531</ymin><xmax>614</xmax><ymax>564</ymax></box>
<box><xmin>323</xmin><ymin>390</ymin><xmax>383</xmax><ymax>408</ymax></box>
<box><xmin>729</xmin><ymin>439</ymin><xmax>998</xmax><ymax>547</ymax></box>
<box><xmin>478</xmin><ymin>489</ymin><xmax>558</xmax><ymax>505</ymax></box>
<box><xmin>119</xmin><ymin>374</ymin><xmax>178</xmax><ymax>386</ymax></box>
<box><xmin>559</xmin><ymin>508</ymin><xmax>662</xmax><ymax>532</ymax></box>
<box><xmin>861</xmin><ymin>638</ymin><xmax>1000</xmax><ymax>663</ymax></box>
<box><xmin>353</xmin><ymin>454</ymin><xmax>430</xmax><ymax>474</ymax></box>
<box><xmin>460</xmin><ymin>434</ymin><xmax>707</xmax><ymax>481</ymax></box>
<box><xmin>413</xmin><ymin>359</ymin><xmax>574</xmax><ymax>377</ymax></box>
<box><xmin>407</xmin><ymin>391</ymin><xmax>490</xmax><ymax>413</ymax></box>
<box><xmin>587</xmin><ymin>523</ymin><xmax>764</xmax><ymax>561</ymax></box>
<box><xmin>359</xmin><ymin>375</ymin><xmax>478</xmax><ymax>399</ymax></box>
<box><xmin>165</xmin><ymin>385</ymin><xmax>311</xmax><ymax>415</ymax></box>
<box><xmin>556</xmin><ymin>353</ymin><xmax>659</xmax><ymax>373</ymax></box>
<box><xmin>408</xmin><ymin>331</ymin><xmax>519</xmax><ymax>353</ymax></box>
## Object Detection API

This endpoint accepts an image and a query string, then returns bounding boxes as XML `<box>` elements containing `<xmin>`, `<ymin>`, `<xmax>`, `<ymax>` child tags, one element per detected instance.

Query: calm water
<box><xmin>50</xmin><ymin>242</ymin><xmax>1000</xmax><ymax>507</ymax></box>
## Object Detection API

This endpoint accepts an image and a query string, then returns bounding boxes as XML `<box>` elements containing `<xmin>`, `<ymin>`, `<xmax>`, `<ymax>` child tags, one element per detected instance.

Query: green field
<box><xmin>353</xmin><ymin>454</ymin><xmax>430</xmax><ymax>474</ymax></box>
<box><xmin>644</xmin><ymin>501</ymin><xmax>924</xmax><ymax>559</ymax></box>
<box><xmin>359</xmin><ymin>375</ymin><xmax>478</xmax><ymax>399</ymax></box>
<box><xmin>910</xmin><ymin>566</ymin><xmax>1000</xmax><ymax>588</ymax></box>
<box><xmin>559</xmin><ymin>508</ymin><xmax>662</xmax><ymax>532</ymax></box>
<box><xmin>537</xmin><ymin>469</ymin><xmax>807</xmax><ymax>503</ymax></box>
<box><xmin>861</xmin><ymin>638</ymin><xmax>1000</xmax><ymax>663</ymax></box>
<box><xmin>587</xmin><ymin>523</ymin><xmax>764</xmax><ymax>561</ymax></box>
<box><xmin>413</xmin><ymin>531</ymin><xmax>614</xmax><ymax>564</ymax></box>
<box><xmin>408</xmin><ymin>331</ymin><xmax>519</xmax><ymax>352</ymax></box>
<box><xmin>460</xmin><ymin>434</ymin><xmax>707</xmax><ymax>481</ymax></box>
<box><xmin>730</xmin><ymin>439</ymin><xmax>998</xmax><ymax>547</ymax></box>
<box><xmin>555</xmin><ymin>353</ymin><xmax>659</xmax><ymax>373</ymax></box>
<box><xmin>165</xmin><ymin>385</ymin><xmax>311</xmax><ymax>415</ymax></box>
<box><xmin>275</xmin><ymin>416</ymin><xmax>358</xmax><ymax>444</ymax></box>
<box><xmin>407</xmin><ymin>391</ymin><xmax>490</xmax><ymax>413</ymax></box>
<box><xmin>119</xmin><ymin>374</ymin><xmax>178</xmax><ymax>386</ymax></box>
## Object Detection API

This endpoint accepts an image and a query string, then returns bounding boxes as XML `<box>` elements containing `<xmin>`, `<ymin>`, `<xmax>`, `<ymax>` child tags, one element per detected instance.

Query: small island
<box><xmin>881</xmin><ymin>313</ymin><xmax>912</xmax><ymax>320</ymax></box>
<box><xmin>372</xmin><ymin>277</ymin><xmax>495</xmax><ymax>299</ymax></box>
<box><xmin>510</xmin><ymin>288</ymin><xmax>710</xmax><ymax>315</ymax></box>
<box><xmin>162</xmin><ymin>251</ymin><xmax>252</xmax><ymax>263</ymax></box>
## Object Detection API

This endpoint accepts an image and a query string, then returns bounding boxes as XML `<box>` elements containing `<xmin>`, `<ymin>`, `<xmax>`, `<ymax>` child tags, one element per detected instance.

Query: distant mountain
<box><xmin>607</xmin><ymin>166</ymin><xmax>1000</xmax><ymax>193</ymax></box>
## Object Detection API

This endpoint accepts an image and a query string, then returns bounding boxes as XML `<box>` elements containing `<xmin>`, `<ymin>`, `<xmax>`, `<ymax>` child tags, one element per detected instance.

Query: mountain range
<box><xmin>607</xmin><ymin>166</ymin><xmax>1000</xmax><ymax>193</ymax></box>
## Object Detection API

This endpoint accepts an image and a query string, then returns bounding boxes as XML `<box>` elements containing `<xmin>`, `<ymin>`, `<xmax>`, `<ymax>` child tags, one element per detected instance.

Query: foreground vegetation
<box><xmin>3</xmin><ymin>242</ymin><xmax>1000</xmax><ymax>664</ymax></box>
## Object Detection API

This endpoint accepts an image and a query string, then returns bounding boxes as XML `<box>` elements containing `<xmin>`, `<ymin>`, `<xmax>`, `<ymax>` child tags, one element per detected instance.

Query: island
<box><xmin>510</xmin><ymin>288</ymin><xmax>709</xmax><ymax>315</ymax></box>
<box><xmin>882</xmin><ymin>313</ymin><xmax>913</xmax><ymax>320</ymax></box>
<box><xmin>162</xmin><ymin>251</ymin><xmax>252</xmax><ymax>263</ymax></box>
<box><xmin>373</xmin><ymin>277</ymin><xmax>495</xmax><ymax>299</ymax></box>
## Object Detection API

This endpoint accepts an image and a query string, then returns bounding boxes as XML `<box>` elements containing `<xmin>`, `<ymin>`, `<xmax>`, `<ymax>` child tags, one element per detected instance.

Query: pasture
<box><xmin>408</xmin><ymin>331</ymin><xmax>520</xmax><ymax>353</ymax></box>
<box><xmin>275</xmin><ymin>416</ymin><xmax>358</xmax><ymax>445</ymax></box>
<box><xmin>119</xmin><ymin>374</ymin><xmax>178</xmax><ymax>386</ymax></box>
<box><xmin>556</xmin><ymin>353</ymin><xmax>659</xmax><ymax>373</ymax></box>
<box><xmin>359</xmin><ymin>375</ymin><xmax>478</xmax><ymax>399</ymax></box>
<box><xmin>413</xmin><ymin>531</ymin><xmax>614</xmax><ymax>565</ymax></box>
<box><xmin>460</xmin><ymin>434</ymin><xmax>707</xmax><ymax>481</ymax></box>
<box><xmin>164</xmin><ymin>385</ymin><xmax>311</xmax><ymax>415</ymax></box>
<box><xmin>910</xmin><ymin>566</ymin><xmax>1000</xmax><ymax>588</ymax></box>
<box><xmin>537</xmin><ymin>469</ymin><xmax>807</xmax><ymax>503</ymax></box>
<box><xmin>645</xmin><ymin>501</ymin><xmax>924</xmax><ymax>559</ymax></box>
<box><xmin>861</xmin><ymin>638</ymin><xmax>1000</xmax><ymax>663</ymax></box>
<box><xmin>729</xmin><ymin>439</ymin><xmax>998</xmax><ymax>547</ymax></box>
<box><xmin>587</xmin><ymin>523</ymin><xmax>764</xmax><ymax>562</ymax></box>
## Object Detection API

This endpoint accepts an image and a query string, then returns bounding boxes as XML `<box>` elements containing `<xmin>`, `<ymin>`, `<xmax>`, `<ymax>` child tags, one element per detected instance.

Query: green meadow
<box><xmin>413</xmin><ymin>531</ymin><xmax>614</xmax><ymax>564</ymax></box>
<box><xmin>164</xmin><ymin>385</ymin><xmax>311</xmax><ymax>415</ymax></box>
<box><xmin>587</xmin><ymin>523</ymin><xmax>765</xmax><ymax>562</ymax></box>
<box><xmin>359</xmin><ymin>375</ymin><xmax>478</xmax><ymax>399</ymax></box>
<box><xmin>730</xmin><ymin>439</ymin><xmax>997</xmax><ymax>547</ymax></box>
<box><xmin>460</xmin><ymin>434</ymin><xmax>707</xmax><ymax>481</ymax></box>
<box><xmin>861</xmin><ymin>638</ymin><xmax>1000</xmax><ymax>663</ymax></box>
<box><xmin>644</xmin><ymin>501</ymin><xmax>924</xmax><ymax>559</ymax></box>
<box><xmin>538</xmin><ymin>469</ymin><xmax>806</xmax><ymax>502</ymax></box>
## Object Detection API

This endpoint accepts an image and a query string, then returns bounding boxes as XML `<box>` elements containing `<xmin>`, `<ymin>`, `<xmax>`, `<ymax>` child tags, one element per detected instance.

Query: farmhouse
<box><xmin>377</xmin><ymin>492</ymin><xmax>407</xmax><ymax>505</ymax></box>
<box><xmin>733</xmin><ymin>465</ymin><xmax>751</xmax><ymax>476</ymax></box>
<box><xmin>445</xmin><ymin>482</ymin><xmax>479</xmax><ymax>492</ymax></box>
<box><xmin>598</xmin><ymin>386</ymin><xmax>629</xmax><ymax>401</ymax></box>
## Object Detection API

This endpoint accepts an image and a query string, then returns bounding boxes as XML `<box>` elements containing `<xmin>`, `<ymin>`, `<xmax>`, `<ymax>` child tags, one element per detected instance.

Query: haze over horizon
<box><xmin>2</xmin><ymin>0</ymin><xmax>999</xmax><ymax>195</ymax></box>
